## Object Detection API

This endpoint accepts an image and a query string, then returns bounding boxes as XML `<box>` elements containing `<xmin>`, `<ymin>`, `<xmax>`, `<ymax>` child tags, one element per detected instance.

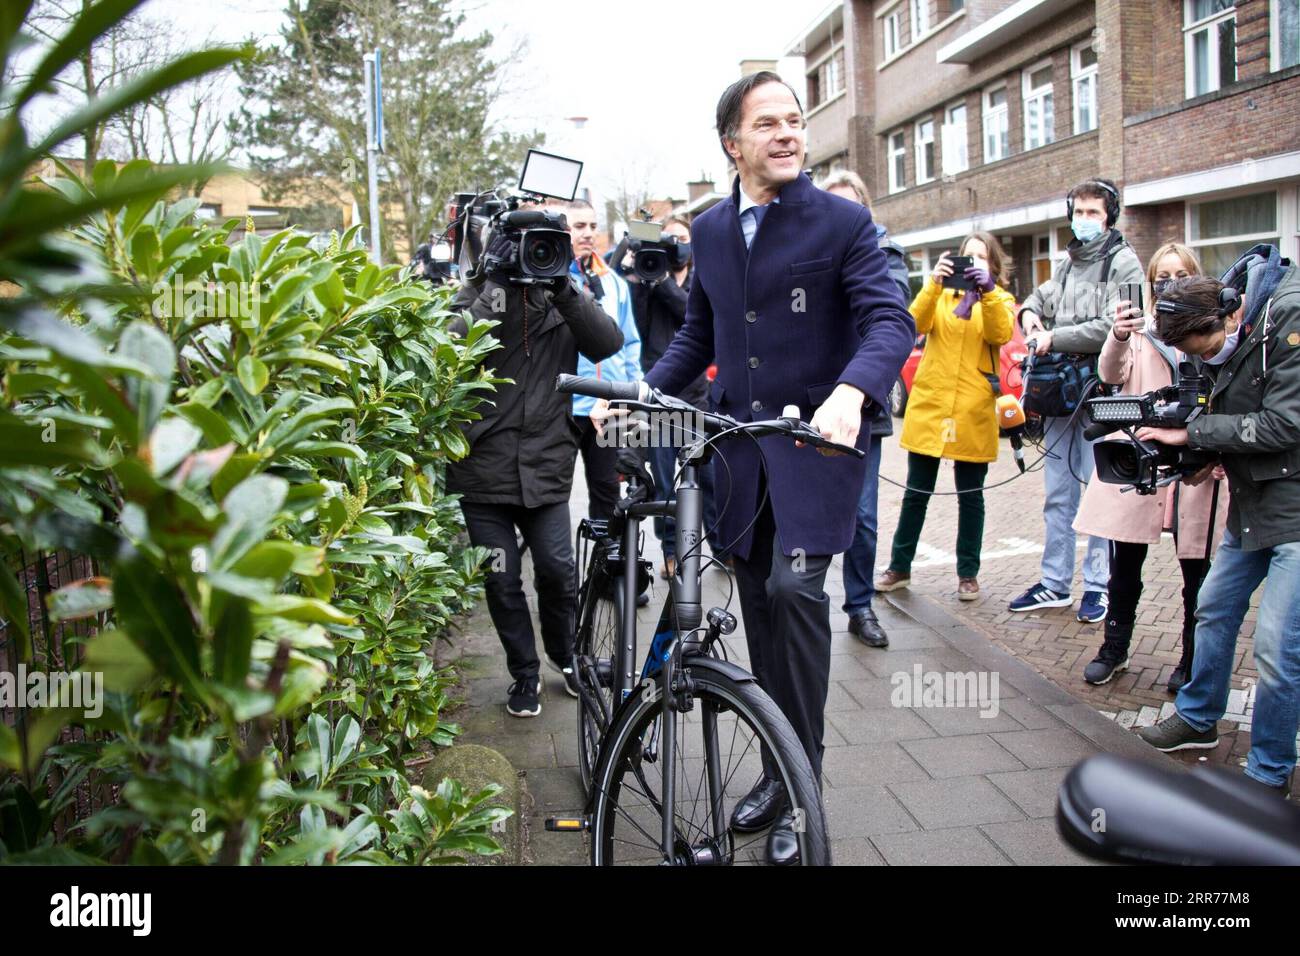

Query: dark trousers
<box><xmin>842</xmin><ymin>435</ymin><xmax>884</xmax><ymax>613</ymax></box>
<box><xmin>731</xmin><ymin>492</ymin><xmax>833</xmax><ymax>780</ymax></box>
<box><xmin>889</xmin><ymin>452</ymin><xmax>989</xmax><ymax>579</ymax></box>
<box><xmin>459</xmin><ymin>500</ymin><xmax>575</xmax><ymax>682</ymax></box>
<box><xmin>576</xmin><ymin>416</ymin><xmax>620</xmax><ymax>521</ymax></box>
<box><xmin>1107</xmin><ymin>540</ymin><xmax>1209</xmax><ymax>644</ymax></box>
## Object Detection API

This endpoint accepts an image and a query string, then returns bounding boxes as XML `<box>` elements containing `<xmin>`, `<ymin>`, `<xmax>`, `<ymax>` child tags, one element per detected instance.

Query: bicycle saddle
<box><xmin>1057</xmin><ymin>753</ymin><xmax>1300</xmax><ymax>865</ymax></box>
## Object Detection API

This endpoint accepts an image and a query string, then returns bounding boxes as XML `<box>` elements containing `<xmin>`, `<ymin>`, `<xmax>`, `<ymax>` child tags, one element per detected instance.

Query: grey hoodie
<box><xmin>1021</xmin><ymin>229</ymin><xmax>1144</xmax><ymax>354</ymax></box>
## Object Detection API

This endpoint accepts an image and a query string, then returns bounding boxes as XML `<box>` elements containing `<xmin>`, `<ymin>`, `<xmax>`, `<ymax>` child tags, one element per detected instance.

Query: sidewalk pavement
<box><xmin>439</xmin><ymin>465</ymin><xmax>1212</xmax><ymax>866</ymax></box>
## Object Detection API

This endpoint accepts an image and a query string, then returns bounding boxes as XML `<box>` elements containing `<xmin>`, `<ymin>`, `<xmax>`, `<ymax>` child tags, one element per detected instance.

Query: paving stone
<box><xmin>523</xmin><ymin>766</ymin><xmax>584</xmax><ymax>812</ymax></box>
<box><xmin>900</xmin><ymin>735</ymin><xmax>1027</xmax><ymax>778</ymax></box>
<box><xmin>872</xmin><ymin>827</ymin><xmax>1012</xmax><ymax>866</ymax></box>
<box><xmin>986</xmin><ymin>766</ymin><xmax>1072</xmax><ymax>818</ymax></box>
<box><xmin>822</xmin><ymin>785</ymin><xmax>919</xmax><ymax>839</ymax></box>
<box><xmin>828</xmin><ymin>704</ymin><xmax>939</xmax><ymax>745</ymax></box>
<box><xmin>980</xmin><ymin>818</ymin><xmax>1100</xmax><ymax>865</ymax></box>
<box><xmin>990</xmin><ymin>728</ymin><xmax>1100</xmax><ymax>770</ymax></box>
<box><xmin>829</xmin><ymin>837</ymin><xmax>887</xmax><ymax>865</ymax></box>
<box><xmin>888</xmin><ymin>775</ymin><xmax>1026</xmax><ymax>829</ymax></box>
<box><xmin>820</xmin><ymin>742</ymin><xmax>931</xmax><ymax>789</ymax></box>
<box><xmin>912</xmin><ymin>699</ymin><xmax>1026</xmax><ymax>736</ymax></box>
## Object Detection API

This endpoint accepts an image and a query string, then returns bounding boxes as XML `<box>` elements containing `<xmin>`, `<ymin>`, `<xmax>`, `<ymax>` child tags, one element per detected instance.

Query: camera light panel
<box><xmin>519</xmin><ymin>150</ymin><xmax>584</xmax><ymax>201</ymax></box>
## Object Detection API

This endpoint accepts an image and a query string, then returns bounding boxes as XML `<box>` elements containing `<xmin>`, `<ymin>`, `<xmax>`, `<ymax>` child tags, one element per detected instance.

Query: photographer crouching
<box><xmin>447</xmin><ymin>202</ymin><xmax>623</xmax><ymax>719</ymax></box>
<box><xmin>1133</xmin><ymin>244</ymin><xmax>1300</xmax><ymax>798</ymax></box>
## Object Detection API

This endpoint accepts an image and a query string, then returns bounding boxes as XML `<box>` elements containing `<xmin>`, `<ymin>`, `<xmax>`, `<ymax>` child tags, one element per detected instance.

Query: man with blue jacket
<box><xmin>561</xmin><ymin>199</ymin><xmax>642</xmax><ymax>521</ymax></box>
<box><xmin>637</xmin><ymin>71</ymin><xmax>915</xmax><ymax>862</ymax></box>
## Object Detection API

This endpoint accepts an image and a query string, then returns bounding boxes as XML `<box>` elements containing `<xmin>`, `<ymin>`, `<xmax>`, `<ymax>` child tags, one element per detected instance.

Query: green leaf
<box><xmin>81</xmin><ymin>629</ymin><xmax>155</xmax><ymax>694</ymax></box>
<box><xmin>147</xmin><ymin>416</ymin><xmax>203</xmax><ymax>476</ymax></box>
<box><xmin>0</xmin><ymin>562</ymin><xmax>32</xmax><ymax>662</ymax></box>
<box><xmin>210</xmin><ymin>474</ymin><xmax>289</xmax><ymax>571</ymax></box>
<box><xmin>0</xmin><ymin>721</ymin><xmax>20</xmax><ymax>770</ymax></box>
<box><xmin>112</xmin><ymin>549</ymin><xmax>205</xmax><ymax>702</ymax></box>
<box><xmin>212</xmin><ymin>595</ymin><xmax>254</xmax><ymax>687</ymax></box>
<box><xmin>252</xmin><ymin>594</ymin><xmax>353</xmax><ymax>625</ymax></box>
<box><xmin>118</xmin><ymin>322</ymin><xmax>176</xmax><ymax>439</ymax></box>
<box><xmin>311</xmin><ymin>264</ymin><xmax>347</xmax><ymax>312</ymax></box>
<box><xmin>46</xmin><ymin>577</ymin><xmax>113</xmax><ymax>622</ymax></box>
<box><xmin>237</xmin><ymin>355</ymin><xmax>269</xmax><ymax>396</ymax></box>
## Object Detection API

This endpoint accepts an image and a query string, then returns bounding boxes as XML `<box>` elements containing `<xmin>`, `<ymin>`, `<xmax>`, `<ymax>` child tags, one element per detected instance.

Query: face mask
<box><xmin>669</xmin><ymin>241</ymin><xmax>691</xmax><ymax>269</ymax></box>
<box><xmin>1203</xmin><ymin>321</ymin><xmax>1241</xmax><ymax>366</ymax></box>
<box><xmin>1071</xmin><ymin>219</ymin><xmax>1104</xmax><ymax>243</ymax></box>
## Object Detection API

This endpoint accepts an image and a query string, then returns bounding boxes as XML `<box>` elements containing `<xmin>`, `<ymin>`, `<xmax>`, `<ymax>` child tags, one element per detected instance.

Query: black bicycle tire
<box><xmin>589</xmin><ymin>666</ymin><xmax>830</xmax><ymax>866</ymax></box>
<box><xmin>575</xmin><ymin>574</ymin><xmax>620</xmax><ymax>797</ymax></box>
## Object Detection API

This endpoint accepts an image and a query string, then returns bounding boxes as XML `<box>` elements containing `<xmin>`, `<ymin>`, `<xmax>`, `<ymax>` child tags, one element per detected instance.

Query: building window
<box><xmin>1022</xmin><ymin>61</ymin><xmax>1055</xmax><ymax>150</ymax></box>
<box><xmin>915</xmin><ymin>118</ymin><xmax>936</xmax><ymax>184</ymax></box>
<box><xmin>982</xmin><ymin>84</ymin><xmax>1009</xmax><ymax>163</ymax></box>
<box><xmin>1185</xmin><ymin>1</ymin><xmax>1236</xmax><ymax>97</ymax></box>
<box><xmin>942</xmin><ymin>101</ymin><xmax>968</xmax><ymax>175</ymax></box>
<box><xmin>1188</xmin><ymin>191</ymin><xmax>1279</xmax><ymax>276</ymax></box>
<box><xmin>911</xmin><ymin>0</ymin><xmax>929</xmax><ymax>41</ymax></box>
<box><xmin>884</xmin><ymin>8</ymin><xmax>903</xmax><ymax>59</ymax></box>
<box><xmin>888</xmin><ymin>130</ymin><xmax>907</xmax><ymax>193</ymax></box>
<box><xmin>1072</xmin><ymin>40</ymin><xmax>1099</xmax><ymax>134</ymax></box>
<box><xmin>1275</xmin><ymin>0</ymin><xmax>1300</xmax><ymax>70</ymax></box>
<box><xmin>808</xmin><ymin>46</ymin><xmax>845</xmax><ymax>109</ymax></box>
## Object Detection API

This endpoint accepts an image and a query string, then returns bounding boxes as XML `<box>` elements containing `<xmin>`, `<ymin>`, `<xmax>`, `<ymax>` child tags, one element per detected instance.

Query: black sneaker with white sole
<box><xmin>507</xmin><ymin>677</ymin><xmax>541</xmax><ymax>717</ymax></box>
<box><xmin>546</xmin><ymin>658</ymin><xmax>580</xmax><ymax>699</ymax></box>
<box><xmin>1083</xmin><ymin>638</ymin><xmax>1130</xmax><ymax>685</ymax></box>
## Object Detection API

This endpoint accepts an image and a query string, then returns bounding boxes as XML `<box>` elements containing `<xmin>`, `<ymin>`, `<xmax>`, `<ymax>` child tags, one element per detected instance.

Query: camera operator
<box><xmin>446</xmin><ymin>215</ymin><xmax>623</xmax><ymax>719</ymax></box>
<box><xmin>1009</xmin><ymin>178</ymin><xmax>1143</xmax><ymax>624</ymax></box>
<box><xmin>1072</xmin><ymin>243</ymin><xmax>1227</xmax><ymax>691</ymax></box>
<box><xmin>556</xmin><ymin>199</ymin><xmax>643</xmax><ymax>523</ymax></box>
<box><xmin>614</xmin><ymin>215</ymin><xmax>726</xmax><ymax>580</ymax></box>
<box><xmin>1133</xmin><ymin>245</ymin><xmax>1300</xmax><ymax>798</ymax></box>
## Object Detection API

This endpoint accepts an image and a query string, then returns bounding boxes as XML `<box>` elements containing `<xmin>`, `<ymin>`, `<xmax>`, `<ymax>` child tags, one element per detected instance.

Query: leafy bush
<box><xmin>0</xmin><ymin>0</ymin><xmax>510</xmax><ymax>864</ymax></box>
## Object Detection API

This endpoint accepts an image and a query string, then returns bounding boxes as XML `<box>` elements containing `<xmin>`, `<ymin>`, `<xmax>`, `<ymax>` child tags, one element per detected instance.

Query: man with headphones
<box><xmin>1010</xmin><ymin>178</ymin><xmax>1144</xmax><ymax>623</ymax></box>
<box><xmin>1131</xmin><ymin>248</ymin><xmax>1300</xmax><ymax>798</ymax></box>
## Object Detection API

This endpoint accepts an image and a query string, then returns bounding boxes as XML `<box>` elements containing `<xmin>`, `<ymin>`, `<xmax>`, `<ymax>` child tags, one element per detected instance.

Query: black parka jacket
<box><xmin>446</xmin><ymin>276</ymin><xmax>623</xmax><ymax>506</ymax></box>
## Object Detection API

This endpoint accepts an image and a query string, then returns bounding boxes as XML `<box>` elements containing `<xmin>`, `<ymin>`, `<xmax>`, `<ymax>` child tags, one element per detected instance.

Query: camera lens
<box><xmin>635</xmin><ymin>248</ymin><xmax>669</xmax><ymax>283</ymax></box>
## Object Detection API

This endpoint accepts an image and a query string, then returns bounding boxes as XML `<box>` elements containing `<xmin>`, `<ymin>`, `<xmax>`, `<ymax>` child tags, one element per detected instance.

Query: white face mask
<box><xmin>1203</xmin><ymin>322</ymin><xmax>1242</xmax><ymax>366</ymax></box>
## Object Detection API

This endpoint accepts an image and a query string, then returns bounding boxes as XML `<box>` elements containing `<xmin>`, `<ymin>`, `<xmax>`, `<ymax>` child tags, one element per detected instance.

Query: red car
<box><xmin>888</xmin><ymin>319</ymin><xmax>1028</xmax><ymax>417</ymax></box>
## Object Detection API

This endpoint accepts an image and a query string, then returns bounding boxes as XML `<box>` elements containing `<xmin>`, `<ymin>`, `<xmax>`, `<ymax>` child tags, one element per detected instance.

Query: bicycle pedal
<box><xmin>544</xmin><ymin>816</ymin><xmax>589</xmax><ymax>833</ymax></box>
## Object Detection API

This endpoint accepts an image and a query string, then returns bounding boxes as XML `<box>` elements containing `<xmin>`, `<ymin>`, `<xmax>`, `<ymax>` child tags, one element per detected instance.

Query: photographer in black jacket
<box><xmin>448</xmin><ymin>227</ymin><xmax>623</xmax><ymax>719</ymax></box>
<box><xmin>617</xmin><ymin>215</ymin><xmax>725</xmax><ymax>575</ymax></box>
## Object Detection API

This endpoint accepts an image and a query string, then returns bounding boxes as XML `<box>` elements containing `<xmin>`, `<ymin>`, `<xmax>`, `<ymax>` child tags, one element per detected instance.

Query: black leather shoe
<box><xmin>636</xmin><ymin>590</ymin><xmax>650</xmax><ymax>608</ymax></box>
<box><xmin>729</xmin><ymin>775</ymin><xmax>786</xmax><ymax>833</ymax></box>
<box><xmin>765</xmin><ymin>807</ymin><xmax>800</xmax><ymax>865</ymax></box>
<box><xmin>848</xmin><ymin>608</ymin><xmax>888</xmax><ymax>648</ymax></box>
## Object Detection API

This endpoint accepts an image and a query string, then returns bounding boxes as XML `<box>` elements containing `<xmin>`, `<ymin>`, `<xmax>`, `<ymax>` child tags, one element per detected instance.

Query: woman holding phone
<box><xmin>1073</xmin><ymin>242</ymin><xmax>1228</xmax><ymax>691</ymax></box>
<box><xmin>875</xmin><ymin>233</ymin><xmax>1015</xmax><ymax>602</ymax></box>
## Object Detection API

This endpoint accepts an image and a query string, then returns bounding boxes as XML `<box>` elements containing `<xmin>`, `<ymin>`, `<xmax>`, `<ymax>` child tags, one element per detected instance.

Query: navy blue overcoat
<box><xmin>644</xmin><ymin>172</ymin><xmax>915</xmax><ymax>560</ymax></box>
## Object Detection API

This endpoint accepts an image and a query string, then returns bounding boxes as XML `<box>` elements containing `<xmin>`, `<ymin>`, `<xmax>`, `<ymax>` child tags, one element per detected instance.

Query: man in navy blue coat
<box><xmin>640</xmin><ymin>72</ymin><xmax>915</xmax><ymax>862</ymax></box>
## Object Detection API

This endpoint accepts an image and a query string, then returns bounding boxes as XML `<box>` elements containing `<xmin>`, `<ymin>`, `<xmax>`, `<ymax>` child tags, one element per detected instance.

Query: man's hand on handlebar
<box><xmin>806</xmin><ymin>383</ymin><xmax>865</xmax><ymax>457</ymax></box>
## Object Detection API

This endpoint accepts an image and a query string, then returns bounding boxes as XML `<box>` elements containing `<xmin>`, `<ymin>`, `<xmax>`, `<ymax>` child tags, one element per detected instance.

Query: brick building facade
<box><xmin>790</xmin><ymin>0</ymin><xmax>1300</xmax><ymax>300</ymax></box>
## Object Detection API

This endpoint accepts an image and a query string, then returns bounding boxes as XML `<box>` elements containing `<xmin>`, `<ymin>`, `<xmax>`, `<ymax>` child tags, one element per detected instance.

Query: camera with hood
<box><xmin>447</xmin><ymin>150</ymin><xmax>585</xmax><ymax>286</ymax></box>
<box><xmin>1083</xmin><ymin>362</ymin><xmax>1217</xmax><ymax>494</ymax></box>
<box><xmin>611</xmin><ymin>215</ymin><xmax>691</xmax><ymax>284</ymax></box>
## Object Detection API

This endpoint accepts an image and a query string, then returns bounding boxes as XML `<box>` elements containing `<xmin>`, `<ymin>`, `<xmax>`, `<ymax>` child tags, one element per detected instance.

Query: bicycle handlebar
<box><xmin>554</xmin><ymin>374</ymin><xmax>865</xmax><ymax>459</ymax></box>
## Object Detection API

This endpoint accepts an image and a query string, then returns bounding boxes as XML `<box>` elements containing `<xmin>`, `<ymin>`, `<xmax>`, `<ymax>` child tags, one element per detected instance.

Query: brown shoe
<box><xmin>660</xmin><ymin>556</ymin><xmax>676</xmax><ymax>580</ymax></box>
<box><xmin>958</xmin><ymin>577</ymin><xmax>980</xmax><ymax>601</ymax></box>
<box><xmin>875</xmin><ymin>569</ymin><xmax>910</xmax><ymax>592</ymax></box>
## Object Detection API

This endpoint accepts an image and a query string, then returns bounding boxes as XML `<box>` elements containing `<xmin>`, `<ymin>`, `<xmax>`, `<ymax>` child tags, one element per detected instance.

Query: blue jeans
<box><xmin>842</xmin><ymin>435</ymin><xmax>884</xmax><ymax>614</ymax></box>
<box><xmin>1041</xmin><ymin>414</ymin><xmax>1110</xmax><ymax>594</ymax></box>
<box><xmin>1176</xmin><ymin>529</ymin><xmax>1300</xmax><ymax>788</ymax></box>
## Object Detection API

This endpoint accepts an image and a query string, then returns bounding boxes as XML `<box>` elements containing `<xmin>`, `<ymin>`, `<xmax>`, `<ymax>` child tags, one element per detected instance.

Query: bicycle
<box><xmin>549</xmin><ymin>373</ymin><xmax>863</xmax><ymax>866</ymax></box>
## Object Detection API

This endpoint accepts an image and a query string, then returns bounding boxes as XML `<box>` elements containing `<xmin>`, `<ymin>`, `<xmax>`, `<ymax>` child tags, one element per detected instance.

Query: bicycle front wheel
<box><xmin>575</xmin><ymin>576</ymin><xmax>620</xmax><ymax>797</ymax></box>
<box><xmin>589</xmin><ymin>662</ymin><xmax>830</xmax><ymax>866</ymax></box>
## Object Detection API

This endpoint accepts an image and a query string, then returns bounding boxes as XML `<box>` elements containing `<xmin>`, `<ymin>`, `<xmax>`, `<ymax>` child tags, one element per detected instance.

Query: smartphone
<box><xmin>1119</xmin><ymin>281</ymin><xmax>1144</xmax><ymax>314</ymax></box>
<box><xmin>943</xmin><ymin>255</ymin><xmax>974</xmax><ymax>290</ymax></box>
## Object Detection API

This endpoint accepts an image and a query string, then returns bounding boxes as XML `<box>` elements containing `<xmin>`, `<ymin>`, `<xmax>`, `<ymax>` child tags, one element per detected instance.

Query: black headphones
<box><xmin>1155</xmin><ymin>284</ymin><xmax>1243</xmax><ymax>319</ymax></box>
<box><xmin>1066</xmin><ymin>179</ymin><xmax>1121</xmax><ymax>227</ymax></box>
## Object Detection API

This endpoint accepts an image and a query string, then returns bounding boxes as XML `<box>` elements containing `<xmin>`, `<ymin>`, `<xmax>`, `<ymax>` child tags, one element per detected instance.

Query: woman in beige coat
<box><xmin>1073</xmin><ymin>243</ymin><xmax>1228</xmax><ymax>691</ymax></box>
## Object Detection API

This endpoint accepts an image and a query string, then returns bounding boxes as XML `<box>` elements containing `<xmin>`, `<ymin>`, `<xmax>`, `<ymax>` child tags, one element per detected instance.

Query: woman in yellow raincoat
<box><xmin>876</xmin><ymin>232</ymin><xmax>1015</xmax><ymax>601</ymax></box>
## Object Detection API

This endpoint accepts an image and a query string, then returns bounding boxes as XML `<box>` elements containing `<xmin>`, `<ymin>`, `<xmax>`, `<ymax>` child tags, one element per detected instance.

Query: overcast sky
<box><xmin>139</xmin><ymin>0</ymin><xmax>834</xmax><ymax>202</ymax></box>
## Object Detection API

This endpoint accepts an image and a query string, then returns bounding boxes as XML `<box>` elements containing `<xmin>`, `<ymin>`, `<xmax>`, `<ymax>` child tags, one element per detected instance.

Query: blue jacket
<box><xmin>571</xmin><ymin>257</ymin><xmax>641</xmax><ymax>417</ymax></box>
<box><xmin>643</xmin><ymin>172</ymin><xmax>915</xmax><ymax>559</ymax></box>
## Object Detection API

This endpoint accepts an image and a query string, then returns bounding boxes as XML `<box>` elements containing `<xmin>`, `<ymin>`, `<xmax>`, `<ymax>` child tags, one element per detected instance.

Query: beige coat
<box><xmin>1073</xmin><ymin>327</ymin><xmax>1229</xmax><ymax>558</ymax></box>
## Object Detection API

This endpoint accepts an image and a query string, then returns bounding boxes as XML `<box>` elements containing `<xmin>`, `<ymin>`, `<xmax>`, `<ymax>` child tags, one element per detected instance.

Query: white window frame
<box><xmin>884</xmin><ymin>8</ymin><xmax>903</xmax><ymax>60</ymax></box>
<box><xmin>942</xmin><ymin>100</ymin><xmax>968</xmax><ymax>175</ymax></box>
<box><xmin>1273</xmin><ymin>0</ymin><xmax>1300</xmax><ymax>71</ymax></box>
<box><xmin>1071</xmin><ymin>39</ymin><xmax>1099</xmax><ymax>135</ymax></box>
<box><xmin>1022</xmin><ymin>59</ymin><xmax>1055</xmax><ymax>151</ymax></box>
<box><xmin>915</xmin><ymin>117</ymin><xmax>936</xmax><ymax>185</ymax></box>
<box><xmin>1184</xmin><ymin>1</ymin><xmax>1237</xmax><ymax>98</ymax></box>
<box><xmin>911</xmin><ymin>0</ymin><xmax>930</xmax><ymax>42</ymax></box>
<box><xmin>1185</xmin><ymin>189</ymin><xmax>1281</xmax><ymax>272</ymax></box>
<box><xmin>982</xmin><ymin>84</ymin><xmax>1009</xmax><ymax>163</ymax></box>
<box><xmin>807</xmin><ymin>43</ymin><xmax>846</xmax><ymax>113</ymax></box>
<box><xmin>888</xmin><ymin>130</ymin><xmax>907</xmax><ymax>194</ymax></box>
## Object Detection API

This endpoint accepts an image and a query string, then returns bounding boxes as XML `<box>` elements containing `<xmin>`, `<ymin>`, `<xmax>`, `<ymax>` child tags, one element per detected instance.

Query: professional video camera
<box><xmin>611</xmin><ymin>212</ymin><xmax>689</xmax><ymax>284</ymax></box>
<box><xmin>447</xmin><ymin>149</ymin><xmax>585</xmax><ymax>286</ymax></box>
<box><xmin>1083</xmin><ymin>362</ymin><xmax>1217</xmax><ymax>494</ymax></box>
